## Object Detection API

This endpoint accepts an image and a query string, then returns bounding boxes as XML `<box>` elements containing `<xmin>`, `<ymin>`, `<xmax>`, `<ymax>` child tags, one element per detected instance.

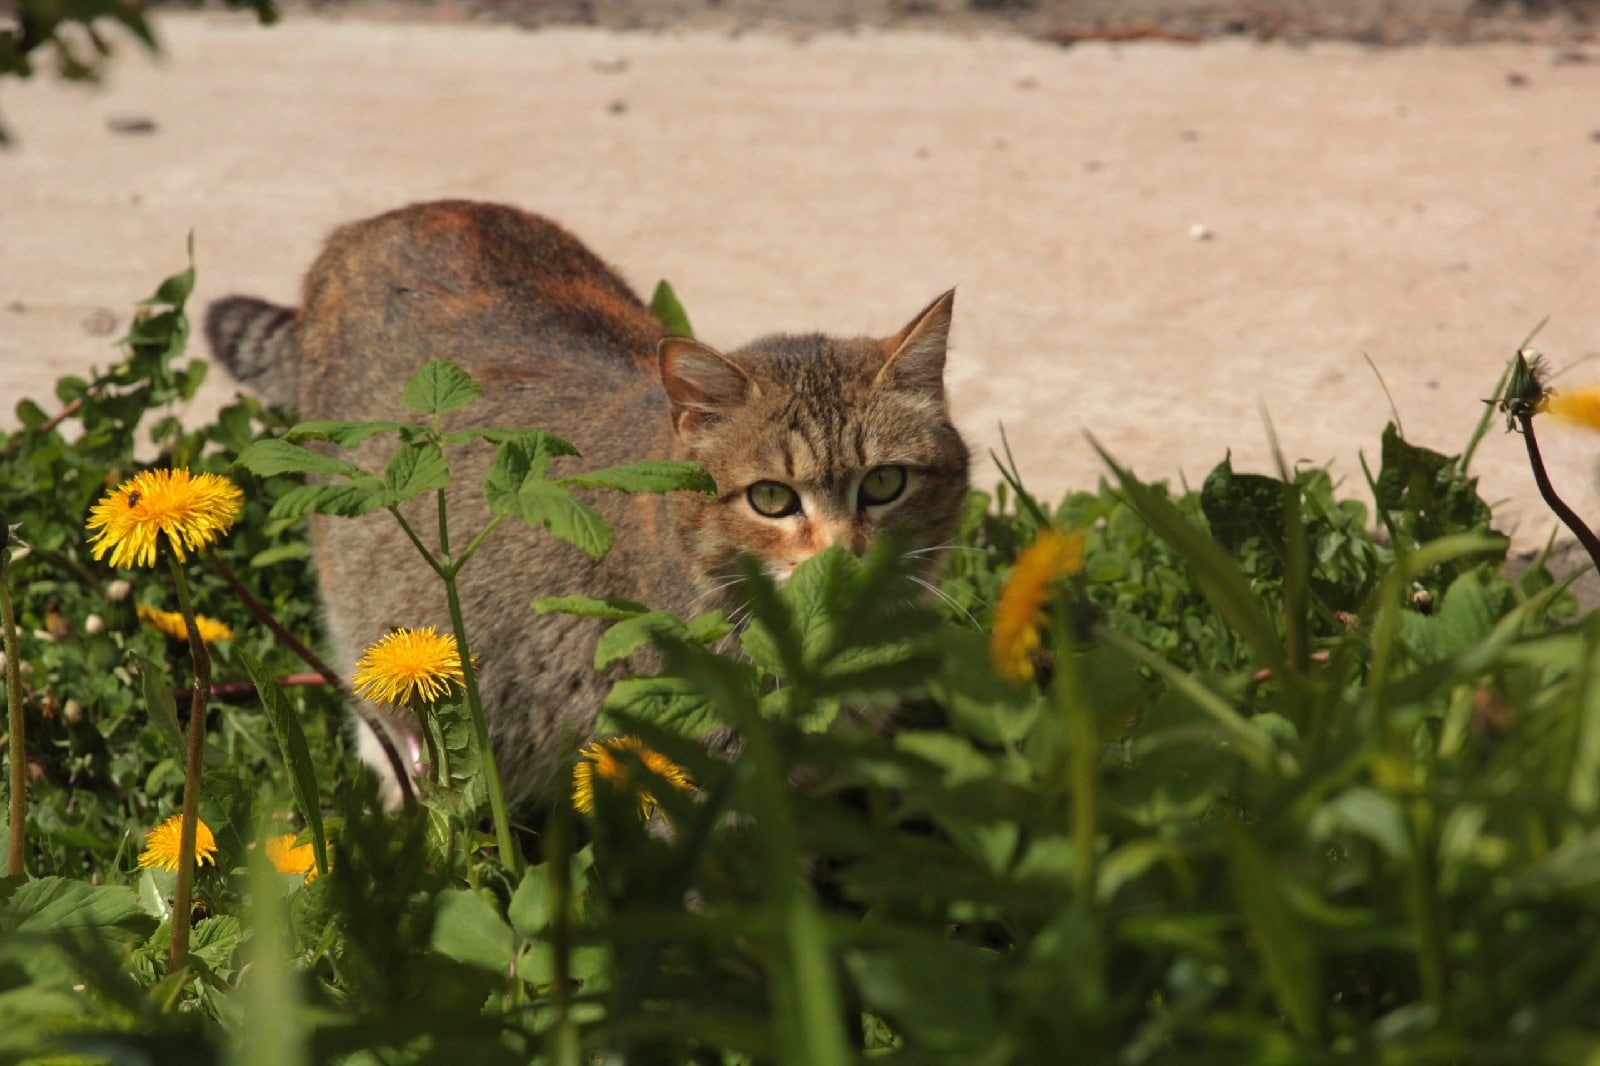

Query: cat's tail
<box><xmin>204</xmin><ymin>295</ymin><xmax>300</xmax><ymax>408</ymax></box>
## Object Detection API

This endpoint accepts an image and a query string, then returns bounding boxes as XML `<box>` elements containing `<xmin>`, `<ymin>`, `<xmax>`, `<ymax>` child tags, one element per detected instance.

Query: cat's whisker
<box><xmin>909</xmin><ymin>575</ymin><xmax>983</xmax><ymax>630</ymax></box>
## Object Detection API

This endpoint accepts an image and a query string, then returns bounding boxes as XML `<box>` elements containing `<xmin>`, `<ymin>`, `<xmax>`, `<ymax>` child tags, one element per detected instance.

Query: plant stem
<box><xmin>207</xmin><ymin>550</ymin><xmax>342</xmax><ymax>686</ymax></box>
<box><xmin>1518</xmin><ymin>412</ymin><xmax>1600</xmax><ymax>573</ymax></box>
<box><xmin>166</xmin><ymin>549</ymin><xmax>211</xmax><ymax>973</ymax></box>
<box><xmin>207</xmin><ymin>549</ymin><xmax>416</xmax><ymax>809</ymax></box>
<box><xmin>432</xmin><ymin>490</ymin><xmax>520</xmax><ymax>876</ymax></box>
<box><xmin>0</xmin><ymin>551</ymin><xmax>27</xmax><ymax>877</ymax></box>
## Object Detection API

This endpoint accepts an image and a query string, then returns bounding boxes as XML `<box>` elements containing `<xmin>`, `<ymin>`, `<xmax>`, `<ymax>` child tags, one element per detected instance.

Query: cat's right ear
<box><xmin>658</xmin><ymin>338</ymin><xmax>759</xmax><ymax>439</ymax></box>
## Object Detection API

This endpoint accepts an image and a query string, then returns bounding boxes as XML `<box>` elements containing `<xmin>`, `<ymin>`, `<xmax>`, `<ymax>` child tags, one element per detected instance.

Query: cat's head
<box><xmin>658</xmin><ymin>290</ymin><xmax>970</xmax><ymax>591</ymax></box>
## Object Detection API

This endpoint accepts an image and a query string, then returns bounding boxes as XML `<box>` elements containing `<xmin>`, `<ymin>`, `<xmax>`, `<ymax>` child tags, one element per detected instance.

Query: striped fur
<box><xmin>204</xmin><ymin>296</ymin><xmax>299</xmax><ymax>406</ymax></box>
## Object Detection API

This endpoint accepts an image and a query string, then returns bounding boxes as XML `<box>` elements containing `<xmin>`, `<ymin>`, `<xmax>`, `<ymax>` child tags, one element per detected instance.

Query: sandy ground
<box><xmin>3</xmin><ymin>13</ymin><xmax>1600</xmax><ymax>555</ymax></box>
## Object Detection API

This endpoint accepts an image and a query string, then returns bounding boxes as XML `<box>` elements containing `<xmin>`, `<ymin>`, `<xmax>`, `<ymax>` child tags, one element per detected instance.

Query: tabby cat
<box><xmin>206</xmin><ymin>200</ymin><xmax>971</xmax><ymax>809</ymax></box>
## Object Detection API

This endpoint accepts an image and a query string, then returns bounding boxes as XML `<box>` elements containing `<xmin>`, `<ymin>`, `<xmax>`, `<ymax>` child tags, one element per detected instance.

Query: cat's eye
<box><xmin>748</xmin><ymin>481</ymin><xmax>801</xmax><ymax>518</ymax></box>
<box><xmin>858</xmin><ymin>465</ymin><xmax>907</xmax><ymax>508</ymax></box>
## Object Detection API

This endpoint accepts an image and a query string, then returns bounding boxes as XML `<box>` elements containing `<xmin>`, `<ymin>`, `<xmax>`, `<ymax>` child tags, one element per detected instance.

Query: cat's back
<box><xmin>297</xmin><ymin>200</ymin><xmax>661</xmax><ymax>421</ymax></box>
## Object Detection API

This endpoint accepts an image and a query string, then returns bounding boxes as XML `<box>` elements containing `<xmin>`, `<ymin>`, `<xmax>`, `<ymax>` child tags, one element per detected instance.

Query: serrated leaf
<box><xmin>595</xmin><ymin>611</ymin><xmax>686</xmax><ymax>669</ymax></box>
<box><xmin>649</xmin><ymin>279</ymin><xmax>694</xmax><ymax>338</ymax></box>
<box><xmin>560</xmin><ymin>461</ymin><xmax>715</xmax><ymax>497</ymax></box>
<box><xmin>602</xmin><ymin>675</ymin><xmax>726</xmax><ymax>737</ymax></box>
<box><xmin>430</xmin><ymin>889</ymin><xmax>514</xmax><ymax>973</ymax></box>
<box><xmin>382</xmin><ymin>440</ymin><xmax>451</xmax><ymax>503</ymax></box>
<box><xmin>477</xmin><ymin>428</ymin><xmax>581</xmax><ymax>455</ymax></box>
<box><xmin>531</xmin><ymin>596</ymin><xmax>651</xmax><ymax>620</ymax></box>
<box><xmin>189</xmin><ymin>915</ymin><xmax>243</xmax><ymax>973</ymax></box>
<box><xmin>284</xmin><ymin>420</ymin><xmax>406</xmax><ymax>446</ymax></box>
<box><xmin>235</xmin><ymin>439</ymin><xmax>363</xmax><ymax>479</ymax></box>
<box><xmin>403</xmin><ymin>360</ymin><xmax>481</xmax><ymax>416</ymax></box>
<box><xmin>269</xmin><ymin>477</ymin><xmax>387</xmax><ymax>520</ymax></box>
<box><xmin>0</xmin><ymin>878</ymin><xmax>144</xmax><ymax>946</ymax></box>
<box><xmin>512</xmin><ymin>480</ymin><xmax>611</xmax><ymax>557</ymax></box>
<box><xmin>239</xmin><ymin>650</ymin><xmax>329</xmax><ymax>878</ymax></box>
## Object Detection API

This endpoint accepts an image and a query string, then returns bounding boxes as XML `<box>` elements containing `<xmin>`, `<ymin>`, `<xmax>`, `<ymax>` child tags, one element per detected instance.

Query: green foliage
<box><xmin>2</xmin><ymin>254</ymin><xmax>1599</xmax><ymax>1064</ymax></box>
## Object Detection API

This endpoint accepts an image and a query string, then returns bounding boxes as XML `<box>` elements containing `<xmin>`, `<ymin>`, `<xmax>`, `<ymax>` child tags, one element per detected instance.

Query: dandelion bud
<box><xmin>106</xmin><ymin>579</ymin><xmax>133</xmax><ymax>603</ymax></box>
<box><xmin>62</xmin><ymin>699</ymin><xmax>84</xmax><ymax>724</ymax></box>
<box><xmin>84</xmin><ymin>613</ymin><xmax>106</xmax><ymax>636</ymax></box>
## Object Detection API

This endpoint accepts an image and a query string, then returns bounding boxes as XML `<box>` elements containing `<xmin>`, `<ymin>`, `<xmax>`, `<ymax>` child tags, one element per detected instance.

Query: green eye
<box><xmin>859</xmin><ymin>465</ymin><xmax>907</xmax><ymax>508</ymax></box>
<box><xmin>748</xmin><ymin>481</ymin><xmax>801</xmax><ymax>518</ymax></box>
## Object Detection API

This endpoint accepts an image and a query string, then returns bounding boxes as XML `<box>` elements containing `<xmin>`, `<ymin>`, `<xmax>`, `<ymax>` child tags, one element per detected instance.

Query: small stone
<box><xmin>62</xmin><ymin>699</ymin><xmax>84</xmax><ymax>725</ymax></box>
<box><xmin>1505</xmin><ymin>71</ymin><xmax>1529</xmax><ymax>88</ymax></box>
<box><xmin>106</xmin><ymin>579</ymin><xmax>132</xmax><ymax>602</ymax></box>
<box><xmin>1188</xmin><ymin>222</ymin><xmax>1213</xmax><ymax>241</ymax></box>
<box><xmin>107</xmin><ymin>115</ymin><xmax>158</xmax><ymax>134</ymax></box>
<box><xmin>81</xmin><ymin>308</ymin><xmax>118</xmax><ymax>336</ymax></box>
<box><xmin>85</xmin><ymin>614</ymin><xmax>106</xmax><ymax>636</ymax></box>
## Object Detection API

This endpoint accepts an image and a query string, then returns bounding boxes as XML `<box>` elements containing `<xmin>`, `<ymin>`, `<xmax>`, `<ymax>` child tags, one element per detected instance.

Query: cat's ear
<box><xmin>659</xmin><ymin>337</ymin><xmax>759</xmax><ymax>438</ymax></box>
<box><xmin>876</xmin><ymin>289</ymin><xmax>955</xmax><ymax>394</ymax></box>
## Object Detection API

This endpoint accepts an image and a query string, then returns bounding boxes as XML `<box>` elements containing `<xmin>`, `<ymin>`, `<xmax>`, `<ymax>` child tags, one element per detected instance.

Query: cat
<box><xmin>205</xmin><ymin>199</ymin><xmax>971</xmax><ymax>811</ymax></box>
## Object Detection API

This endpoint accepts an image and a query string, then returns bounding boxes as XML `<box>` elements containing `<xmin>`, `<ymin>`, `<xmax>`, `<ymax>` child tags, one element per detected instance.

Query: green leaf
<box><xmin>0</xmin><ymin>878</ymin><xmax>144</xmax><ymax>947</ymax></box>
<box><xmin>189</xmin><ymin>915</ymin><xmax>243</xmax><ymax>974</ymax></box>
<box><xmin>239</xmin><ymin>650</ymin><xmax>329</xmax><ymax>878</ymax></box>
<box><xmin>381</xmin><ymin>441</ymin><xmax>451</xmax><ymax>503</ymax></box>
<box><xmin>284</xmin><ymin>420</ymin><xmax>406</xmax><ymax>446</ymax></box>
<box><xmin>269</xmin><ymin>477</ymin><xmax>388</xmax><ymax>520</ymax></box>
<box><xmin>249</xmin><ymin>542</ymin><xmax>311</xmax><ymax>568</ymax></box>
<box><xmin>1090</xmin><ymin>436</ymin><xmax>1285</xmax><ymax>677</ymax></box>
<box><xmin>14</xmin><ymin>399</ymin><xmax>47</xmax><ymax>430</ymax></box>
<box><xmin>507</xmin><ymin>867</ymin><xmax>548</xmax><ymax>941</ymax></box>
<box><xmin>402</xmin><ymin>360</ymin><xmax>481</xmax><ymax>416</ymax></box>
<box><xmin>235</xmin><ymin>438</ymin><xmax>363</xmax><ymax>479</ymax></box>
<box><xmin>430</xmin><ymin>889</ymin><xmax>514</xmax><ymax>973</ymax></box>
<box><xmin>531</xmin><ymin>596</ymin><xmax>651</xmax><ymax>620</ymax></box>
<box><xmin>649</xmin><ymin>279</ymin><xmax>694</xmax><ymax>338</ymax></box>
<box><xmin>132</xmin><ymin>653</ymin><xmax>186</xmax><ymax>756</ymax></box>
<box><xmin>1200</xmin><ymin>454</ymin><xmax>1286</xmax><ymax>561</ymax></box>
<box><xmin>601</xmin><ymin>675</ymin><xmax>727</xmax><ymax>737</ymax></box>
<box><xmin>482</xmin><ymin>435</ymin><xmax>612</xmax><ymax>556</ymax></box>
<box><xmin>1224</xmin><ymin>822</ymin><xmax>1322</xmax><ymax>1039</ymax></box>
<box><xmin>560</xmin><ymin>460</ymin><xmax>716</xmax><ymax>496</ymax></box>
<box><xmin>845</xmin><ymin>942</ymin><xmax>996</xmax><ymax>1052</ymax></box>
<box><xmin>595</xmin><ymin>611</ymin><xmax>687</xmax><ymax>669</ymax></box>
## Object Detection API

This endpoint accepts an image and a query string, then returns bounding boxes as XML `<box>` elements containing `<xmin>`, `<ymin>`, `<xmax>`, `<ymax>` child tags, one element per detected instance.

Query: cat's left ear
<box><xmin>876</xmin><ymin>289</ymin><xmax>955</xmax><ymax>394</ymax></box>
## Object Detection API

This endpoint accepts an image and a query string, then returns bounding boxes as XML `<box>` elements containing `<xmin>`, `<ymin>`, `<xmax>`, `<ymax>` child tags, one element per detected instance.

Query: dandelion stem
<box><xmin>0</xmin><ymin>546</ymin><xmax>27</xmax><ymax>877</ymax></box>
<box><xmin>166</xmin><ymin>548</ymin><xmax>211</xmax><ymax>973</ymax></box>
<box><xmin>1518</xmin><ymin>412</ymin><xmax>1600</xmax><ymax>573</ymax></box>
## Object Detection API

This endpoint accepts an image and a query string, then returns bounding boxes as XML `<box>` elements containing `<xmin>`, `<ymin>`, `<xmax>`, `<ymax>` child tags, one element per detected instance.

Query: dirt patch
<box><xmin>286</xmin><ymin>0</ymin><xmax>1600</xmax><ymax>44</ymax></box>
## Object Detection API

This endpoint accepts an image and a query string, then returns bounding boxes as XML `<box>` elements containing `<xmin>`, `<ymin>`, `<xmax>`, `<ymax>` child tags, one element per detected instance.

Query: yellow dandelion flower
<box><xmin>572</xmin><ymin>736</ymin><xmax>695</xmax><ymax>819</ymax></box>
<box><xmin>265</xmin><ymin>833</ymin><xmax>320</xmax><ymax>882</ymax></box>
<box><xmin>86</xmin><ymin>468</ymin><xmax>242</xmax><ymax>570</ymax></box>
<box><xmin>989</xmin><ymin>527</ymin><xmax>1086</xmax><ymax>682</ymax></box>
<box><xmin>1542</xmin><ymin>384</ymin><xmax>1600</xmax><ymax>432</ymax></box>
<box><xmin>137</xmin><ymin>605</ymin><xmax>234</xmax><ymax>644</ymax></box>
<box><xmin>137</xmin><ymin>813</ymin><xmax>219</xmax><ymax>872</ymax></box>
<box><xmin>352</xmin><ymin>627</ymin><xmax>465</xmax><ymax>706</ymax></box>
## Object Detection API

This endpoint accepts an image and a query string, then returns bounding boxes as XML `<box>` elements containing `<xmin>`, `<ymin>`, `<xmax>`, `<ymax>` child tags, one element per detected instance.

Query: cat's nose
<box><xmin>816</xmin><ymin>520</ymin><xmax>867</xmax><ymax>556</ymax></box>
